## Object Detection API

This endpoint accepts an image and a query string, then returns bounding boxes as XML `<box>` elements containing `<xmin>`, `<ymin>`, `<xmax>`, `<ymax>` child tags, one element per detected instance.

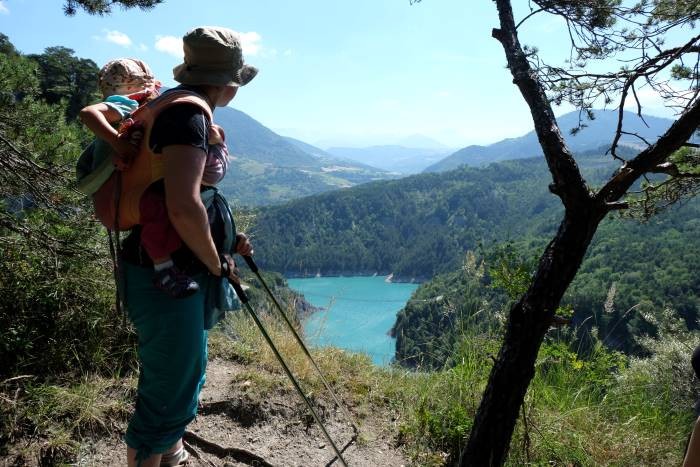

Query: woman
<box><xmin>120</xmin><ymin>26</ymin><xmax>257</xmax><ymax>467</ymax></box>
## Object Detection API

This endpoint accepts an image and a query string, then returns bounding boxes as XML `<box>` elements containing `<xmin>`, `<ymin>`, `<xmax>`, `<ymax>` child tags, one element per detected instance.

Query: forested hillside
<box><xmin>392</xmin><ymin>197</ymin><xmax>700</xmax><ymax>367</ymax></box>
<box><xmin>253</xmin><ymin>157</ymin><xmax>563</xmax><ymax>279</ymax></box>
<box><xmin>253</xmin><ymin>152</ymin><xmax>630</xmax><ymax>279</ymax></box>
<box><xmin>253</xmin><ymin>153</ymin><xmax>699</xmax><ymax>362</ymax></box>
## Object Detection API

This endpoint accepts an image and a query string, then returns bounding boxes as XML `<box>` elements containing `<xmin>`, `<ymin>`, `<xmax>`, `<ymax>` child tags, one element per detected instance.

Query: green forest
<box><xmin>253</xmin><ymin>155</ymin><xmax>699</xmax><ymax>362</ymax></box>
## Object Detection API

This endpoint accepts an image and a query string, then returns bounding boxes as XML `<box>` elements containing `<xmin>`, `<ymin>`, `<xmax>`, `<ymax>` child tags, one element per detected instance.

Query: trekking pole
<box><xmin>241</xmin><ymin>255</ymin><xmax>360</xmax><ymax>438</ymax></box>
<box><xmin>228</xmin><ymin>277</ymin><xmax>350</xmax><ymax>467</ymax></box>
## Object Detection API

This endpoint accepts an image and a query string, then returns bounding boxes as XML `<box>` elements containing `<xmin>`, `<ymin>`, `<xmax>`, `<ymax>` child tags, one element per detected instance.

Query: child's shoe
<box><xmin>153</xmin><ymin>266</ymin><xmax>199</xmax><ymax>299</ymax></box>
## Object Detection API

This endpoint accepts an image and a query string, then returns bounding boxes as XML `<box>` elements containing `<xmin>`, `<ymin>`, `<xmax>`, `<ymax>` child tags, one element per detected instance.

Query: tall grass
<box><xmin>212</xmin><ymin>302</ymin><xmax>698</xmax><ymax>466</ymax></box>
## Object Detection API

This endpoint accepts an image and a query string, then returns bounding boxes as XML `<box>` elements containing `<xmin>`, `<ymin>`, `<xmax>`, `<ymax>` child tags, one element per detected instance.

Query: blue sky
<box><xmin>0</xmin><ymin>0</ymin><xmax>682</xmax><ymax>148</ymax></box>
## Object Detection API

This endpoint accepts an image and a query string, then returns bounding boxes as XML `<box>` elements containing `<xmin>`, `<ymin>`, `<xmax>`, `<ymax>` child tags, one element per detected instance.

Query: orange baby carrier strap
<box><xmin>93</xmin><ymin>90</ymin><xmax>213</xmax><ymax>230</ymax></box>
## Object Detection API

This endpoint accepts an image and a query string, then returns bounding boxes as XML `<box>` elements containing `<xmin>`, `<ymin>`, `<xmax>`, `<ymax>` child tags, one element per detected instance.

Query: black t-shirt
<box><xmin>149</xmin><ymin>102</ymin><xmax>210</xmax><ymax>154</ymax></box>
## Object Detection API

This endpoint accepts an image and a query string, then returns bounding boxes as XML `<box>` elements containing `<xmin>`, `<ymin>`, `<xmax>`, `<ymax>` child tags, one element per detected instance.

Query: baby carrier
<box><xmin>77</xmin><ymin>89</ymin><xmax>213</xmax><ymax>230</ymax></box>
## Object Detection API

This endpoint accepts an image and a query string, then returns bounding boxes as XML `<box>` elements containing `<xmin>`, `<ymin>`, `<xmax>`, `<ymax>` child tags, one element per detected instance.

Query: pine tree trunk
<box><xmin>459</xmin><ymin>208</ymin><xmax>604</xmax><ymax>466</ymax></box>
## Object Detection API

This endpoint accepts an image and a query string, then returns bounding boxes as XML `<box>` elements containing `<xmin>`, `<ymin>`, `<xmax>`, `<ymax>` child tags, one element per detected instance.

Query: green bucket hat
<box><xmin>173</xmin><ymin>26</ymin><xmax>258</xmax><ymax>87</ymax></box>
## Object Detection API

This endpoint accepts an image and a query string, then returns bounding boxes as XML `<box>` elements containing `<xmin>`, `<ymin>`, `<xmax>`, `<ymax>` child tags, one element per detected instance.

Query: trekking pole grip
<box><xmin>242</xmin><ymin>255</ymin><xmax>258</xmax><ymax>272</ymax></box>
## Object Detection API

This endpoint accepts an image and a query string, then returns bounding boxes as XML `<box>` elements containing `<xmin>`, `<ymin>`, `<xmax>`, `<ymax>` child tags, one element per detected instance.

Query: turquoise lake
<box><xmin>287</xmin><ymin>276</ymin><xmax>419</xmax><ymax>366</ymax></box>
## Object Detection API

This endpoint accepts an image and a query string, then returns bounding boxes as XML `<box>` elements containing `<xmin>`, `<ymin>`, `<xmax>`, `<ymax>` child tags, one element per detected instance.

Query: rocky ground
<box><xmin>69</xmin><ymin>358</ymin><xmax>408</xmax><ymax>467</ymax></box>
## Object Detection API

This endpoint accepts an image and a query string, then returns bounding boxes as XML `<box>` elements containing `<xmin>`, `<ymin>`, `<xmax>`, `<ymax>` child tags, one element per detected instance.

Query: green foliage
<box><xmin>27</xmin><ymin>46</ymin><xmax>100</xmax><ymax>121</ymax></box>
<box><xmin>254</xmin><ymin>157</ymin><xmax>565</xmax><ymax>280</ymax></box>
<box><xmin>393</xmin><ymin>252</ymin><xmax>504</xmax><ymax>369</ymax></box>
<box><xmin>394</xmin><ymin>318</ymin><xmax>692</xmax><ymax>466</ymax></box>
<box><xmin>392</xmin><ymin>192</ymin><xmax>699</xmax><ymax>366</ymax></box>
<box><xmin>487</xmin><ymin>242</ymin><xmax>536</xmax><ymax>300</ymax></box>
<box><xmin>63</xmin><ymin>0</ymin><xmax>163</xmax><ymax>15</ymax></box>
<box><xmin>625</xmin><ymin>147</ymin><xmax>700</xmax><ymax>219</ymax></box>
<box><xmin>652</xmin><ymin>0</ymin><xmax>700</xmax><ymax>22</ymax></box>
<box><xmin>0</xmin><ymin>37</ymin><xmax>135</xmax><ymax>379</ymax></box>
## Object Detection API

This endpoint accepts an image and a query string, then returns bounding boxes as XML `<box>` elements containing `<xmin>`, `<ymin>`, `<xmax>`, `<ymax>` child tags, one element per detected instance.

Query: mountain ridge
<box><xmin>425</xmin><ymin>109</ymin><xmax>676</xmax><ymax>172</ymax></box>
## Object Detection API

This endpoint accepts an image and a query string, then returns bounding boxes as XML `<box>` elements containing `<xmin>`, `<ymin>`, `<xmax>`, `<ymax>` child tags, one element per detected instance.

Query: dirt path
<box><xmin>80</xmin><ymin>358</ymin><xmax>408</xmax><ymax>466</ymax></box>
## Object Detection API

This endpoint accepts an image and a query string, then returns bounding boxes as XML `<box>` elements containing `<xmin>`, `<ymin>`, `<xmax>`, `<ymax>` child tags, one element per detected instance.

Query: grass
<box><xmin>210</xmin><ymin>308</ymin><xmax>697</xmax><ymax>466</ymax></box>
<box><xmin>3</xmin><ymin>301</ymin><xmax>696</xmax><ymax>466</ymax></box>
<box><xmin>1</xmin><ymin>374</ymin><xmax>136</xmax><ymax>464</ymax></box>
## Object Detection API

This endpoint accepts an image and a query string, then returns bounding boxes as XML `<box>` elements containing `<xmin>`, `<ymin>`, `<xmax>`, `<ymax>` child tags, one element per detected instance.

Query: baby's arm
<box><xmin>79</xmin><ymin>103</ymin><xmax>138</xmax><ymax>167</ymax></box>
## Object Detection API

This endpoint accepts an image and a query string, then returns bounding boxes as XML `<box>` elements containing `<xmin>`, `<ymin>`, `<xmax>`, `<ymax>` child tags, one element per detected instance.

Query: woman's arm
<box><xmin>162</xmin><ymin>144</ymin><xmax>222</xmax><ymax>276</ymax></box>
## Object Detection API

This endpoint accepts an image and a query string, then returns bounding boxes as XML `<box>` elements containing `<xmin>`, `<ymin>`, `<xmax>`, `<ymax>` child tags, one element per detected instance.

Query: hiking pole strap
<box><xmin>228</xmin><ymin>277</ymin><xmax>349</xmax><ymax>467</ymax></box>
<box><xmin>241</xmin><ymin>255</ymin><xmax>359</xmax><ymax>436</ymax></box>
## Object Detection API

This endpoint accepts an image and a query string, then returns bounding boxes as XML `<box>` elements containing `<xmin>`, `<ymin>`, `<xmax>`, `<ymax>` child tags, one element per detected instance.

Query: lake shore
<box><xmin>282</xmin><ymin>270</ymin><xmax>424</xmax><ymax>284</ymax></box>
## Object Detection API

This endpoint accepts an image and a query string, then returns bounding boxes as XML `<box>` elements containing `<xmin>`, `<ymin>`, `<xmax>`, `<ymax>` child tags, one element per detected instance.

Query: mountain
<box><xmin>325</xmin><ymin>145</ymin><xmax>452</xmax><ymax>174</ymax></box>
<box><xmin>213</xmin><ymin>107</ymin><xmax>394</xmax><ymax>206</ymax></box>
<box><xmin>282</xmin><ymin>136</ymin><xmax>387</xmax><ymax>171</ymax></box>
<box><xmin>425</xmin><ymin>109</ymin><xmax>675</xmax><ymax>172</ymax></box>
<box><xmin>282</xmin><ymin>136</ymin><xmax>332</xmax><ymax>159</ymax></box>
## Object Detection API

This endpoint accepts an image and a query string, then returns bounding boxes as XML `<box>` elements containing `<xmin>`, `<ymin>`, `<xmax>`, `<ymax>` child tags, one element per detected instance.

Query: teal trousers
<box><xmin>122</xmin><ymin>262</ymin><xmax>208</xmax><ymax>460</ymax></box>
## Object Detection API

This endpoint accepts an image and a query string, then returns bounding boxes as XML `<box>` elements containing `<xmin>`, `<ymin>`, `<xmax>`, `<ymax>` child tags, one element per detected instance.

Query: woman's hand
<box><xmin>220</xmin><ymin>253</ymin><xmax>241</xmax><ymax>284</ymax></box>
<box><xmin>235</xmin><ymin>233</ymin><xmax>254</xmax><ymax>257</ymax></box>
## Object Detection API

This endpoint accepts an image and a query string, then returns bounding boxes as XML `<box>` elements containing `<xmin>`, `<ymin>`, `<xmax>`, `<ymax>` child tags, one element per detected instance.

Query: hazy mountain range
<box><xmin>213</xmin><ymin>107</ymin><xmax>678</xmax><ymax>206</ymax></box>
<box><xmin>424</xmin><ymin>110</ymin><xmax>676</xmax><ymax>172</ymax></box>
<box><xmin>325</xmin><ymin>145</ymin><xmax>453</xmax><ymax>174</ymax></box>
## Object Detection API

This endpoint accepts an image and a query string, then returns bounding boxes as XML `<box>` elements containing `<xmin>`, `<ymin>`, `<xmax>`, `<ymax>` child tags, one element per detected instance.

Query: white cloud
<box><xmin>284</xmin><ymin>49</ymin><xmax>293</xmax><ymax>57</ymax></box>
<box><xmin>237</xmin><ymin>31</ymin><xmax>262</xmax><ymax>56</ymax></box>
<box><xmin>436</xmin><ymin>91</ymin><xmax>450</xmax><ymax>98</ymax></box>
<box><xmin>138</xmin><ymin>43</ymin><xmax>148</xmax><ymax>51</ymax></box>
<box><xmin>0</xmin><ymin>2</ymin><xmax>8</xmax><ymax>14</ymax></box>
<box><xmin>155</xmin><ymin>35</ymin><xmax>183</xmax><ymax>58</ymax></box>
<box><xmin>102</xmin><ymin>30</ymin><xmax>132</xmax><ymax>47</ymax></box>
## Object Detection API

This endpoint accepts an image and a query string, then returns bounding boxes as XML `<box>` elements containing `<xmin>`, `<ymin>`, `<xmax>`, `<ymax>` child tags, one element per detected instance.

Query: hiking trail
<box><xmin>80</xmin><ymin>358</ymin><xmax>408</xmax><ymax>466</ymax></box>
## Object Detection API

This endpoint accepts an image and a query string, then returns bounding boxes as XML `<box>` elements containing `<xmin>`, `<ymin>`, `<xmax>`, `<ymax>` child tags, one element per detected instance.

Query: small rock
<box><xmin>318</xmin><ymin>443</ymin><xmax>326</xmax><ymax>449</ymax></box>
